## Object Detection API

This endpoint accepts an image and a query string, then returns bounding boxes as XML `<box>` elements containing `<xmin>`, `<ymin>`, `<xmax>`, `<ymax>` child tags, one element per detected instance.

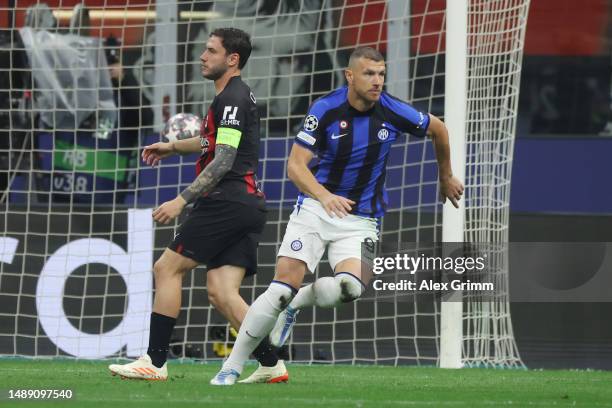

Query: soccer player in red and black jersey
<box><xmin>109</xmin><ymin>28</ymin><xmax>287</xmax><ymax>384</ymax></box>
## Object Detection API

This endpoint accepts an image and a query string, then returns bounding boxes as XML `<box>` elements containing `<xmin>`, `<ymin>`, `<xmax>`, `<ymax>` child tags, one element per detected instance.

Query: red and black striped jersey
<box><xmin>197</xmin><ymin>76</ymin><xmax>265</xmax><ymax>209</ymax></box>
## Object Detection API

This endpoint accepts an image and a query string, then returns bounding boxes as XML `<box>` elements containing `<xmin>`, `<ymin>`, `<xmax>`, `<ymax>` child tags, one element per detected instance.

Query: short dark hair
<box><xmin>210</xmin><ymin>28</ymin><xmax>252</xmax><ymax>70</ymax></box>
<box><xmin>104</xmin><ymin>35</ymin><xmax>121</xmax><ymax>65</ymax></box>
<box><xmin>349</xmin><ymin>46</ymin><xmax>385</xmax><ymax>66</ymax></box>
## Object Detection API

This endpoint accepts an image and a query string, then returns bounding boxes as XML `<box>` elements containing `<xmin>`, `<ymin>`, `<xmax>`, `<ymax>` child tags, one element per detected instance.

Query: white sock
<box><xmin>287</xmin><ymin>283</ymin><xmax>315</xmax><ymax>310</ymax></box>
<box><xmin>289</xmin><ymin>273</ymin><xmax>365</xmax><ymax>310</ymax></box>
<box><xmin>335</xmin><ymin>272</ymin><xmax>364</xmax><ymax>303</ymax></box>
<box><xmin>222</xmin><ymin>281</ymin><xmax>296</xmax><ymax>374</ymax></box>
<box><xmin>313</xmin><ymin>276</ymin><xmax>342</xmax><ymax>308</ymax></box>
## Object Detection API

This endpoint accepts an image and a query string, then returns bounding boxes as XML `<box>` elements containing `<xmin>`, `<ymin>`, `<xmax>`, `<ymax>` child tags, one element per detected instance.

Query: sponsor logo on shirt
<box><xmin>221</xmin><ymin>106</ymin><xmax>240</xmax><ymax>126</ymax></box>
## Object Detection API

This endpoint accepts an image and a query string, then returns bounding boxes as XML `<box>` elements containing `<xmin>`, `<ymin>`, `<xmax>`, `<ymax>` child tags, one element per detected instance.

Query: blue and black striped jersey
<box><xmin>294</xmin><ymin>86</ymin><xmax>430</xmax><ymax>218</ymax></box>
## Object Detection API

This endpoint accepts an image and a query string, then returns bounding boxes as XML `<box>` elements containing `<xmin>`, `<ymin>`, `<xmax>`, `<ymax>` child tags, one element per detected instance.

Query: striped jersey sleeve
<box><xmin>380</xmin><ymin>93</ymin><xmax>430</xmax><ymax>137</ymax></box>
<box><xmin>294</xmin><ymin>88</ymin><xmax>347</xmax><ymax>151</ymax></box>
<box><xmin>294</xmin><ymin>102</ymin><xmax>328</xmax><ymax>151</ymax></box>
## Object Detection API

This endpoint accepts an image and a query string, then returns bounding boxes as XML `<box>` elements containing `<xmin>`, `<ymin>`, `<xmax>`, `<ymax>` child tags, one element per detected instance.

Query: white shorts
<box><xmin>277</xmin><ymin>197</ymin><xmax>379</xmax><ymax>273</ymax></box>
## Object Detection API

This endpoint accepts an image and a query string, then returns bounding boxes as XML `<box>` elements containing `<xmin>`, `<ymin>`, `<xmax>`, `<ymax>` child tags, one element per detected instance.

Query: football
<box><xmin>161</xmin><ymin>113</ymin><xmax>202</xmax><ymax>142</ymax></box>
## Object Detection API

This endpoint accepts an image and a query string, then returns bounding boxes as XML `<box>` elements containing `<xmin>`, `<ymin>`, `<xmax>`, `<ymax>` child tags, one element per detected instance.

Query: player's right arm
<box><xmin>141</xmin><ymin>137</ymin><xmax>201</xmax><ymax>166</ymax></box>
<box><xmin>287</xmin><ymin>144</ymin><xmax>355</xmax><ymax>218</ymax></box>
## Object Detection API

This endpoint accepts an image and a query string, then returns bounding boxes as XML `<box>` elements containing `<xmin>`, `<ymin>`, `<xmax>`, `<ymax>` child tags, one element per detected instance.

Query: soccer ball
<box><xmin>161</xmin><ymin>113</ymin><xmax>202</xmax><ymax>142</ymax></box>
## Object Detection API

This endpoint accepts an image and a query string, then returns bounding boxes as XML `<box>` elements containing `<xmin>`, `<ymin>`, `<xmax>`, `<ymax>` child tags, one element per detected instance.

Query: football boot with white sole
<box><xmin>238</xmin><ymin>360</ymin><xmax>289</xmax><ymax>384</ymax></box>
<box><xmin>108</xmin><ymin>354</ymin><xmax>168</xmax><ymax>381</ymax></box>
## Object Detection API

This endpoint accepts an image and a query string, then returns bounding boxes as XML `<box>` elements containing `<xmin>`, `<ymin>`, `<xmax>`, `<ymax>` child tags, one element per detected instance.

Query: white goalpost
<box><xmin>0</xmin><ymin>0</ymin><xmax>528</xmax><ymax>368</ymax></box>
<box><xmin>440</xmin><ymin>0</ymin><xmax>467</xmax><ymax>369</ymax></box>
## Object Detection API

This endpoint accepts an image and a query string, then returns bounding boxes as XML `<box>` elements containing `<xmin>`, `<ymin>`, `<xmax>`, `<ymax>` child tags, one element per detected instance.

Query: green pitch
<box><xmin>1</xmin><ymin>359</ymin><xmax>611</xmax><ymax>407</ymax></box>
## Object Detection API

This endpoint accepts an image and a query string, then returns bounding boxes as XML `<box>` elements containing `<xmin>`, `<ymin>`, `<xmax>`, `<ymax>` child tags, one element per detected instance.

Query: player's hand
<box><xmin>318</xmin><ymin>192</ymin><xmax>355</xmax><ymax>218</ymax></box>
<box><xmin>152</xmin><ymin>196</ymin><xmax>186</xmax><ymax>224</ymax></box>
<box><xmin>439</xmin><ymin>176</ymin><xmax>464</xmax><ymax>208</ymax></box>
<box><xmin>142</xmin><ymin>142</ymin><xmax>175</xmax><ymax>167</ymax></box>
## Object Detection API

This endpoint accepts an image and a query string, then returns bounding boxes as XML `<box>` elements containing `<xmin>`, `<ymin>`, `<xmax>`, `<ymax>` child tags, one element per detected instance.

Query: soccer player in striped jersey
<box><xmin>211</xmin><ymin>46</ymin><xmax>464</xmax><ymax>385</ymax></box>
<box><xmin>109</xmin><ymin>28</ymin><xmax>286</xmax><ymax>383</ymax></box>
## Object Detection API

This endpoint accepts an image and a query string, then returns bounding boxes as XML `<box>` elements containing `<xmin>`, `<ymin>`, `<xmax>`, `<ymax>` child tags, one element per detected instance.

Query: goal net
<box><xmin>0</xmin><ymin>0</ymin><xmax>528</xmax><ymax>367</ymax></box>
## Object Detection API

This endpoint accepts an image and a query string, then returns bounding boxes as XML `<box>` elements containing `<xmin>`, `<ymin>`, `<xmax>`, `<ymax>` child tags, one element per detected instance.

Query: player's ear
<box><xmin>227</xmin><ymin>52</ymin><xmax>240</xmax><ymax>68</ymax></box>
<box><xmin>345</xmin><ymin>68</ymin><xmax>353</xmax><ymax>85</ymax></box>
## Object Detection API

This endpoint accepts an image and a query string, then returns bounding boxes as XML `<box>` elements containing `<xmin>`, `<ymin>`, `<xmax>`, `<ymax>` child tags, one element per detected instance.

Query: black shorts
<box><xmin>168</xmin><ymin>198</ymin><xmax>266</xmax><ymax>276</ymax></box>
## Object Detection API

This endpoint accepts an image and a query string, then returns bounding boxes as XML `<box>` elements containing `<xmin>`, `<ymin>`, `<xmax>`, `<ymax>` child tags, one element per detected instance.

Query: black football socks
<box><xmin>147</xmin><ymin>312</ymin><xmax>177</xmax><ymax>368</ymax></box>
<box><xmin>252</xmin><ymin>336</ymin><xmax>279</xmax><ymax>367</ymax></box>
<box><xmin>148</xmin><ymin>312</ymin><xmax>277</xmax><ymax>368</ymax></box>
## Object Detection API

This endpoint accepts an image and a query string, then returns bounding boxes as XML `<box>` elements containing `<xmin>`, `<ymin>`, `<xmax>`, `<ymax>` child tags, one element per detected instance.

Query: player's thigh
<box><xmin>155</xmin><ymin>248</ymin><xmax>199</xmax><ymax>276</ymax></box>
<box><xmin>168</xmin><ymin>198</ymin><xmax>265</xmax><ymax>265</ymax></box>
<box><xmin>274</xmin><ymin>256</ymin><xmax>307</xmax><ymax>290</ymax></box>
<box><xmin>206</xmin><ymin>265</ymin><xmax>246</xmax><ymax>301</ymax></box>
<box><xmin>334</xmin><ymin>258</ymin><xmax>362</xmax><ymax>277</ymax></box>
<box><xmin>328</xmin><ymin>232</ymin><xmax>378</xmax><ymax>285</ymax></box>
<box><xmin>277</xmin><ymin>207</ymin><xmax>327</xmax><ymax>275</ymax></box>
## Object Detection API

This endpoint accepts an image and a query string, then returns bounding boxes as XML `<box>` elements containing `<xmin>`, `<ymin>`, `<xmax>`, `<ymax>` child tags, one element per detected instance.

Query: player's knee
<box><xmin>153</xmin><ymin>258</ymin><xmax>185</xmax><ymax>281</ymax></box>
<box><xmin>313</xmin><ymin>274</ymin><xmax>364</xmax><ymax>308</ymax></box>
<box><xmin>206</xmin><ymin>285</ymin><xmax>222</xmax><ymax>309</ymax></box>
<box><xmin>207</xmin><ymin>284</ymin><xmax>237</xmax><ymax>312</ymax></box>
<box><xmin>335</xmin><ymin>273</ymin><xmax>364</xmax><ymax>303</ymax></box>
<box><xmin>207</xmin><ymin>291</ymin><xmax>232</xmax><ymax>313</ymax></box>
<box><xmin>274</xmin><ymin>257</ymin><xmax>307</xmax><ymax>289</ymax></box>
<box><xmin>313</xmin><ymin>276</ymin><xmax>342</xmax><ymax>308</ymax></box>
<box><xmin>262</xmin><ymin>280</ymin><xmax>297</xmax><ymax>311</ymax></box>
<box><xmin>152</xmin><ymin>259</ymin><xmax>166</xmax><ymax>280</ymax></box>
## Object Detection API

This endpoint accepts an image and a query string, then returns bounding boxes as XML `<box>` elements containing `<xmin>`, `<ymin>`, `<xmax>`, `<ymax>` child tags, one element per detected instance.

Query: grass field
<box><xmin>1</xmin><ymin>359</ymin><xmax>611</xmax><ymax>407</ymax></box>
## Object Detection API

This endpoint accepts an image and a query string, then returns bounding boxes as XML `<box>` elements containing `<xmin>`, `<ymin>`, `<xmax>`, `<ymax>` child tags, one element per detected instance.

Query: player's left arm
<box><xmin>153</xmin><ymin>97</ymin><xmax>245</xmax><ymax>224</ymax></box>
<box><xmin>152</xmin><ymin>144</ymin><xmax>238</xmax><ymax>224</ymax></box>
<box><xmin>426</xmin><ymin>114</ymin><xmax>464</xmax><ymax>208</ymax></box>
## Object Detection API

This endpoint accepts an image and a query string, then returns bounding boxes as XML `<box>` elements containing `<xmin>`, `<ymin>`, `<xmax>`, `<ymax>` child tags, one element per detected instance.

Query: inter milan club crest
<box><xmin>291</xmin><ymin>239</ymin><xmax>303</xmax><ymax>251</ymax></box>
<box><xmin>304</xmin><ymin>115</ymin><xmax>319</xmax><ymax>131</ymax></box>
<box><xmin>377</xmin><ymin>128</ymin><xmax>389</xmax><ymax>141</ymax></box>
<box><xmin>340</xmin><ymin>120</ymin><xmax>348</xmax><ymax>129</ymax></box>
